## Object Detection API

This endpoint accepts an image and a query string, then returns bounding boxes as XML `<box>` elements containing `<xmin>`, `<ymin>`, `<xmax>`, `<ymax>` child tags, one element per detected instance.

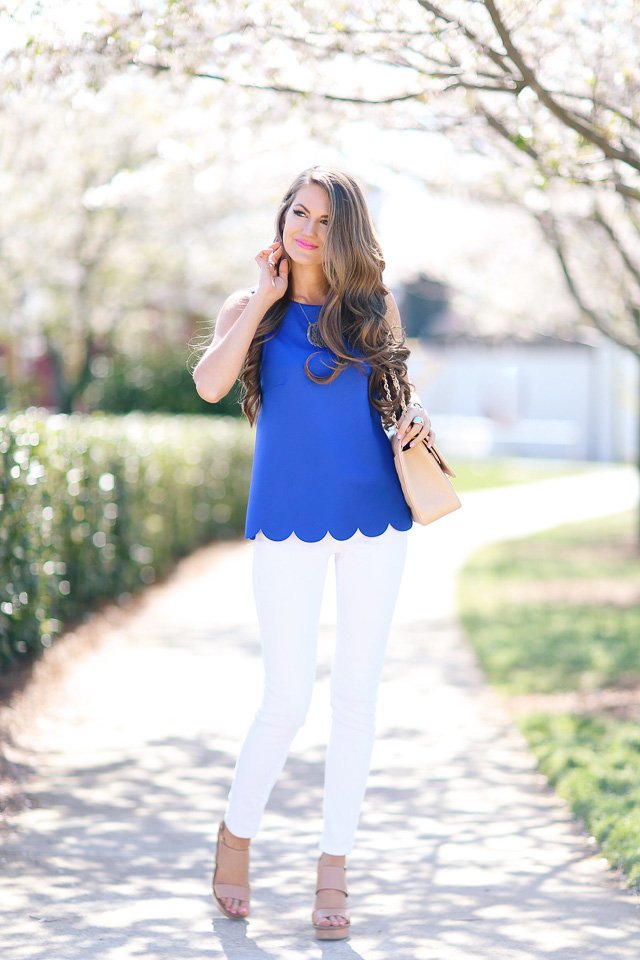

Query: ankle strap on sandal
<box><xmin>219</xmin><ymin>822</ymin><xmax>250</xmax><ymax>851</ymax></box>
<box><xmin>316</xmin><ymin>863</ymin><xmax>348</xmax><ymax>896</ymax></box>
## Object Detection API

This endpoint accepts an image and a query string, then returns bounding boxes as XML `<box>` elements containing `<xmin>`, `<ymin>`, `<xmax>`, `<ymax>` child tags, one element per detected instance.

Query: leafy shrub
<box><xmin>0</xmin><ymin>409</ymin><xmax>252</xmax><ymax>670</ymax></box>
<box><xmin>83</xmin><ymin>347</ymin><xmax>243</xmax><ymax>418</ymax></box>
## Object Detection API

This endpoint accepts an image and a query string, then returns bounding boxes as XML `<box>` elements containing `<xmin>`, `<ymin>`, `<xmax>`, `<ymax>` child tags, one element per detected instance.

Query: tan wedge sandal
<box><xmin>311</xmin><ymin>857</ymin><xmax>351</xmax><ymax>940</ymax></box>
<box><xmin>212</xmin><ymin>821</ymin><xmax>251</xmax><ymax>920</ymax></box>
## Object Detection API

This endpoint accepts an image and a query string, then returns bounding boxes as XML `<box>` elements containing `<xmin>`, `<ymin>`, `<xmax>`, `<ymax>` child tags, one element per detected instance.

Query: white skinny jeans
<box><xmin>224</xmin><ymin>524</ymin><xmax>408</xmax><ymax>855</ymax></box>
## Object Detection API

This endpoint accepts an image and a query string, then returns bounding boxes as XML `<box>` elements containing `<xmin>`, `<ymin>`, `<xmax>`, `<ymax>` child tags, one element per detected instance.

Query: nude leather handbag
<box><xmin>383</xmin><ymin>370</ymin><xmax>462</xmax><ymax>525</ymax></box>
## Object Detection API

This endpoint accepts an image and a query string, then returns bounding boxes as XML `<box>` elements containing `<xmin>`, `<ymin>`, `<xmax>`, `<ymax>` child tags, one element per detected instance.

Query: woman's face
<box><xmin>281</xmin><ymin>183</ymin><xmax>330</xmax><ymax>266</ymax></box>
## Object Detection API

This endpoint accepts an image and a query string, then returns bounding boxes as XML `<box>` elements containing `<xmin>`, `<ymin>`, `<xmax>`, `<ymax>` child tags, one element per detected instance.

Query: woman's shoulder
<box><xmin>383</xmin><ymin>290</ymin><xmax>403</xmax><ymax>340</ymax></box>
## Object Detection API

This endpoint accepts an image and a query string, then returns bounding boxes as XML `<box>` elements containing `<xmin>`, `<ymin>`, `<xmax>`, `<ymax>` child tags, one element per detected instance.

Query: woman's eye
<box><xmin>294</xmin><ymin>209</ymin><xmax>328</xmax><ymax>225</ymax></box>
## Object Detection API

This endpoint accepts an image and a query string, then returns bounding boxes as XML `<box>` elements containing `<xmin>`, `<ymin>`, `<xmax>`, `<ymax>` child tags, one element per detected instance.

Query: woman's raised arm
<box><xmin>193</xmin><ymin>240</ymin><xmax>289</xmax><ymax>402</ymax></box>
<box><xmin>193</xmin><ymin>290</ymin><xmax>272</xmax><ymax>403</ymax></box>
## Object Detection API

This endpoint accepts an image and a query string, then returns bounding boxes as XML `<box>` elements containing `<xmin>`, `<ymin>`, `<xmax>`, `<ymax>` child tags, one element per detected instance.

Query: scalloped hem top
<box><xmin>244</xmin><ymin>301</ymin><xmax>413</xmax><ymax>543</ymax></box>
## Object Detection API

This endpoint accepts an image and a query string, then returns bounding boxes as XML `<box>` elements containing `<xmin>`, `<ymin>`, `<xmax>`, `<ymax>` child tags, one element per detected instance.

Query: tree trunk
<box><xmin>46</xmin><ymin>341</ymin><xmax>72</xmax><ymax>413</ymax></box>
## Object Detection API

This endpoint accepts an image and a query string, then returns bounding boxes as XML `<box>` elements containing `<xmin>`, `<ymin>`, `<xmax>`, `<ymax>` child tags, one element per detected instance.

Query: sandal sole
<box><xmin>313</xmin><ymin>923</ymin><xmax>351</xmax><ymax>940</ymax></box>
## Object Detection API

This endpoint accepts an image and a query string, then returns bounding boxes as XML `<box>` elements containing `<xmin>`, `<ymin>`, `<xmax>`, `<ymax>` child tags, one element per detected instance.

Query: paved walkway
<box><xmin>1</xmin><ymin>465</ymin><xmax>639</xmax><ymax>960</ymax></box>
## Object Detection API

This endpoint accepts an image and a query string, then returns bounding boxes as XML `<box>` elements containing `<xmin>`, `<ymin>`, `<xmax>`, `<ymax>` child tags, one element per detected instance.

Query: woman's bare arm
<box><xmin>193</xmin><ymin>289</ymin><xmax>275</xmax><ymax>403</ymax></box>
<box><xmin>194</xmin><ymin>239</ymin><xmax>289</xmax><ymax>403</ymax></box>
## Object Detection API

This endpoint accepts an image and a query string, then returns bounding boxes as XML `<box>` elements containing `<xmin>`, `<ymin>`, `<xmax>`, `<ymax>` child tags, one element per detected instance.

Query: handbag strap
<box><xmin>382</xmin><ymin>369</ymin><xmax>405</xmax><ymax>428</ymax></box>
<box><xmin>383</xmin><ymin>370</ymin><xmax>456</xmax><ymax>478</ymax></box>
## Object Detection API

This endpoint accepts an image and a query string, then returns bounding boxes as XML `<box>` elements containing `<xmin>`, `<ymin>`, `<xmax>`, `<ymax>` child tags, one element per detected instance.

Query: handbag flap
<box><xmin>425</xmin><ymin>440</ymin><xmax>456</xmax><ymax>478</ymax></box>
<box><xmin>392</xmin><ymin>432</ymin><xmax>456</xmax><ymax>478</ymax></box>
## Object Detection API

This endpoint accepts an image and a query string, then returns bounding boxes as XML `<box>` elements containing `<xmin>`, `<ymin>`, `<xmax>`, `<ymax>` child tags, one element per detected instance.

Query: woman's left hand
<box><xmin>396</xmin><ymin>404</ymin><xmax>435</xmax><ymax>449</ymax></box>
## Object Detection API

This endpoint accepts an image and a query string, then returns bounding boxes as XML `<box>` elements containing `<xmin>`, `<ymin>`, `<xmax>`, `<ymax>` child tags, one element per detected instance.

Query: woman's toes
<box><xmin>224</xmin><ymin>897</ymin><xmax>242</xmax><ymax>915</ymax></box>
<box><xmin>230</xmin><ymin>898</ymin><xmax>248</xmax><ymax>915</ymax></box>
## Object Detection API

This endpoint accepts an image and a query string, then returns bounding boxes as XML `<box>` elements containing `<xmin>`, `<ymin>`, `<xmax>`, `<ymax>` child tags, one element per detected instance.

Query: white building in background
<box><xmin>407</xmin><ymin>331</ymin><xmax>639</xmax><ymax>464</ymax></box>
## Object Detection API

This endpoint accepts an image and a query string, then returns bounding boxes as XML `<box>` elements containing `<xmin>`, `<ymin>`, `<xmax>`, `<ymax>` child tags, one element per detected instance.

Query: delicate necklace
<box><xmin>297</xmin><ymin>301</ymin><xmax>325</xmax><ymax>348</ymax></box>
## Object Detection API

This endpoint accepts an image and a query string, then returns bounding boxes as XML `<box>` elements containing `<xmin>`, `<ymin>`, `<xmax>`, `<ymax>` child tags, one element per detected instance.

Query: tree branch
<box><xmin>473</xmin><ymin>102</ymin><xmax>640</xmax><ymax>203</ymax></box>
<box><xmin>549</xmin><ymin>90</ymin><xmax>640</xmax><ymax>136</ymax></box>
<box><xmin>621</xmin><ymin>191</ymin><xmax>640</xmax><ymax>232</ymax></box>
<box><xmin>545</xmin><ymin>168</ymin><xmax>640</xmax><ymax>203</ymax></box>
<box><xmin>482</xmin><ymin>0</ymin><xmax>640</xmax><ymax>173</ymax></box>
<box><xmin>129</xmin><ymin>59</ymin><xmax>427</xmax><ymax>104</ymax></box>
<box><xmin>416</xmin><ymin>0</ymin><xmax>518</xmax><ymax>79</ymax></box>
<box><xmin>591</xmin><ymin>202</ymin><xmax>640</xmax><ymax>290</ymax></box>
<box><xmin>536</xmin><ymin>211</ymin><xmax>640</xmax><ymax>355</ymax></box>
<box><xmin>478</xmin><ymin>104</ymin><xmax>541</xmax><ymax>161</ymax></box>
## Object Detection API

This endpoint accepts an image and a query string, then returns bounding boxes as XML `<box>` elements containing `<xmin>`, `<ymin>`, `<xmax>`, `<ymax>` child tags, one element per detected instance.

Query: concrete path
<box><xmin>1</xmin><ymin>465</ymin><xmax>639</xmax><ymax>960</ymax></box>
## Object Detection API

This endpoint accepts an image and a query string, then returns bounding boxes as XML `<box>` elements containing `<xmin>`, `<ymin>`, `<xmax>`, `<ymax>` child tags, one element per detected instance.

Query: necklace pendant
<box><xmin>306</xmin><ymin>322</ymin><xmax>324</xmax><ymax>348</ymax></box>
<box><xmin>298</xmin><ymin>300</ymin><xmax>325</xmax><ymax>348</ymax></box>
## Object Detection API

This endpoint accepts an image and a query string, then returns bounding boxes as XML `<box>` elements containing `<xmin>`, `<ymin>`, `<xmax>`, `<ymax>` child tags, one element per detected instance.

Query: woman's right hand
<box><xmin>255</xmin><ymin>241</ymin><xmax>289</xmax><ymax>303</ymax></box>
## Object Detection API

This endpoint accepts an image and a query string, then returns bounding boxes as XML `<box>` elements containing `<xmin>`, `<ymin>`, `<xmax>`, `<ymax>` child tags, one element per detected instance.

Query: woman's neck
<box><xmin>291</xmin><ymin>293</ymin><xmax>328</xmax><ymax>305</ymax></box>
<box><xmin>289</xmin><ymin>267</ymin><xmax>329</xmax><ymax>305</ymax></box>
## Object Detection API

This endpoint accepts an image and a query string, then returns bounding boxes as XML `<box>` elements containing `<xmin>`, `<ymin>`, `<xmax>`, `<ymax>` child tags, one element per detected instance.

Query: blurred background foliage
<box><xmin>82</xmin><ymin>344</ymin><xmax>243</xmax><ymax>417</ymax></box>
<box><xmin>0</xmin><ymin>410</ymin><xmax>251</xmax><ymax>670</ymax></box>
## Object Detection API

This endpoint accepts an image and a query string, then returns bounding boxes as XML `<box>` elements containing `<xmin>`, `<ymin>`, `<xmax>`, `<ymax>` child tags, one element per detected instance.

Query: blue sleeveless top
<box><xmin>244</xmin><ymin>300</ymin><xmax>413</xmax><ymax>542</ymax></box>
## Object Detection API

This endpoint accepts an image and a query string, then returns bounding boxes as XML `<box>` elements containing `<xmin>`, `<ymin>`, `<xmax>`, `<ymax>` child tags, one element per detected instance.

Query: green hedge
<box><xmin>0</xmin><ymin>409</ymin><xmax>252</xmax><ymax>670</ymax></box>
<box><xmin>83</xmin><ymin>347</ymin><xmax>244</xmax><ymax>418</ymax></box>
<box><xmin>518</xmin><ymin>712</ymin><xmax>640</xmax><ymax>889</ymax></box>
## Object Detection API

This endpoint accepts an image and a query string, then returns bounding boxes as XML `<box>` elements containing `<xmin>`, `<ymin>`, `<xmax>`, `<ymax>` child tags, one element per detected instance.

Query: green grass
<box><xmin>460</xmin><ymin>602</ymin><xmax>640</xmax><ymax>694</ymax></box>
<box><xmin>518</xmin><ymin>712</ymin><xmax>640</xmax><ymax>889</ymax></box>
<box><xmin>461</xmin><ymin>509</ymin><xmax>639</xmax><ymax>581</ymax></box>
<box><xmin>458</xmin><ymin>509</ymin><xmax>640</xmax><ymax>891</ymax></box>
<box><xmin>458</xmin><ymin>511</ymin><xmax>640</xmax><ymax>694</ymax></box>
<box><xmin>450</xmin><ymin>456</ymin><xmax>595</xmax><ymax>493</ymax></box>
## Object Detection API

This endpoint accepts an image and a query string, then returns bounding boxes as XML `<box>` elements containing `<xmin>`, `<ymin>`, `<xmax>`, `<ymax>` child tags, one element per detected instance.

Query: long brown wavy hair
<box><xmin>237</xmin><ymin>166</ymin><xmax>415</xmax><ymax>430</ymax></box>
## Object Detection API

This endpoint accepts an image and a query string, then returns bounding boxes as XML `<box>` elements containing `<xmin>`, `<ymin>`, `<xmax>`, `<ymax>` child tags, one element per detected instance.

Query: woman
<box><xmin>192</xmin><ymin>165</ymin><xmax>434</xmax><ymax>940</ymax></box>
